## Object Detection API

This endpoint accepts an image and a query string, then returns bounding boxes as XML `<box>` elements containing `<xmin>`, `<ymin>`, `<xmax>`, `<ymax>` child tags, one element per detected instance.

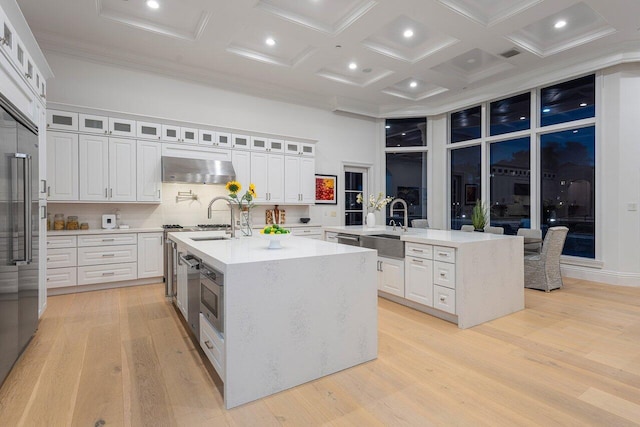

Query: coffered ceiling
<box><xmin>16</xmin><ymin>0</ymin><xmax>640</xmax><ymax>117</ymax></box>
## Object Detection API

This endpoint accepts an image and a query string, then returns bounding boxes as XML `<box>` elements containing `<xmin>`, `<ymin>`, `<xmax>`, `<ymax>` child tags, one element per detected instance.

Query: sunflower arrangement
<box><xmin>225</xmin><ymin>181</ymin><xmax>257</xmax><ymax>210</ymax></box>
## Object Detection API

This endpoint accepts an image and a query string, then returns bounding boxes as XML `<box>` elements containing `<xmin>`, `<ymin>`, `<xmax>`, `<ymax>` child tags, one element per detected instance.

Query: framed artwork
<box><xmin>315</xmin><ymin>174</ymin><xmax>337</xmax><ymax>204</ymax></box>
<box><xmin>465</xmin><ymin>184</ymin><xmax>478</xmax><ymax>205</ymax></box>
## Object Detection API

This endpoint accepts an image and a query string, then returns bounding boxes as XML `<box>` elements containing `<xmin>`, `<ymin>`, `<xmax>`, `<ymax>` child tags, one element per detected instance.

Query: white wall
<box><xmin>43</xmin><ymin>51</ymin><xmax>380</xmax><ymax>227</ymax></box>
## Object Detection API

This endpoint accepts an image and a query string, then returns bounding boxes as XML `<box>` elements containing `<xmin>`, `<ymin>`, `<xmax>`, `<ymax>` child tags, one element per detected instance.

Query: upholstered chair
<box><xmin>484</xmin><ymin>226</ymin><xmax>504</xmax><ymax>234</ymax></box>
<box><xmin>524</xmin><ymin>226</ymin><xmax>569</xmax><ymax>292</ymax></box>
<box><xmin>460</xmin><ymin>225</ymin><xmax>474</xmax><ymax>232</ymax></box>
<box><xmin>517</xmin><ymin>228</ymin><xmax>542</xmax><ymax>254</ymax></box>
<box><xmin>411</xmin><ymin>219</ymin><xmax>429</xmax><ymax>228</ymax></box>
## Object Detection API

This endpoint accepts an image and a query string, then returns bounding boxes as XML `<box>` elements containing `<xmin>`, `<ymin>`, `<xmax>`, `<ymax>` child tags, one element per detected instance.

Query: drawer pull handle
<box><xmin>412</xmin><ymin>249</ymin><xmax>423</xmax><ymax>253</ymax></box>
<box><xmin>413</xmin><ymin>259</ymin><xmax>423</xmax><ymax>264</ymax></box>
<box><xmin>204</xmin><ymin>340</ymin><xmax>214</xmax><ymax>350</ymax></box>
<box><xmin>102</xmin><ymin>272</ymin><xmax>115</xmax><ymax>276</ymax></box>
<box><xmin>102</xmin><ymin>253</ymin><xmax>115</xmax><ymax>257</ymax></box>
<box><xmin>102</xmin><ymin>238</ymin><xmax>115</xmax><ymax>242</ymax></box>
<box><xmin>440</xmin><ymin>272</ymin><xmax>446</xmax><ymax>277</ymax></box>
<box><xmin>440</xmin><ymin>296</ymin><xmax>446</xmax><ymax>302</ymax></box>
<box><xmin>438</xmin><ymin>252</ymin><xmax>449</xmax><ymax>257</ymax></box>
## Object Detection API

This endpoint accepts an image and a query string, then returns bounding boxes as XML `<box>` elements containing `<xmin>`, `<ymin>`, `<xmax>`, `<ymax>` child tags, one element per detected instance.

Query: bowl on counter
<box><xmin>259</xmin><ymin>232</ymin><xmax>291</xmax><ymax>249</ymax></box>
<box><xmin>299</xmin><ymin>218</ymin><xmax>311</xmax><ymax>223</ymax></box>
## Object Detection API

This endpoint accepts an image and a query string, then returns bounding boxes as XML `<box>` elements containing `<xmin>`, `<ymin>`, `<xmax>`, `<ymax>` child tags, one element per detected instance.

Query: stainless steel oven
<box><xmin>200</xmin><ymin>263</ymin><xmax>224</xmax><ymax>335</ymax></box>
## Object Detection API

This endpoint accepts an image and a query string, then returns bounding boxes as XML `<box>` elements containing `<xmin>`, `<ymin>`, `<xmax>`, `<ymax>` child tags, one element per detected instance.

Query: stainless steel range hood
<box><xmin>162</xmin><ymin>156</ymin><xmax>236</xmax><ymax>184</ymax></box>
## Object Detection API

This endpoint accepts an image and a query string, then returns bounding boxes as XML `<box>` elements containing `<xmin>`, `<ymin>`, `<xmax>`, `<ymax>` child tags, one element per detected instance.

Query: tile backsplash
<box><xmin>49</xmin><ymin>183</ymin><xmax>311</xmax><ymax>229</ymax></box>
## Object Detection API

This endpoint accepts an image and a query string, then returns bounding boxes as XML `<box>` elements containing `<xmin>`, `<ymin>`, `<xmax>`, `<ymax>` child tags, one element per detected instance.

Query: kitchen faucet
<box><xmin>389</xmin><ymin>219</ymin><xmax>397</xmax><ymax>231</ymax></box>
<box><xmin>389</xmin><ymin>198</ymin><xmax>408</xmax><ymax>232</ymax></box>
<box><xmin>207</xmin><ymin>196</ymin><xmax>236</xmax><ymax>238</ymax></box>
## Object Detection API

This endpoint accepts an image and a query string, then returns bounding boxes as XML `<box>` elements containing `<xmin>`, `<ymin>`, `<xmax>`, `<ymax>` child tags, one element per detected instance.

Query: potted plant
<box><xmin>471</xmin><ymin>199</ymin><xmax>487</xmax><ymax>231</ymax></box>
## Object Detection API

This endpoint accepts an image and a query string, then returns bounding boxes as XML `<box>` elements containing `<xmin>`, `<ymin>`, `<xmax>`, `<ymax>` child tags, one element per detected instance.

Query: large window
<box><xmin>448</xmin><ymin>74</ymin><xmax>597</xmax><ymax>258</ymax></box>
<box><xmin>450</xmin><ymin>146</ymin><xmax>481</xmax><ymax>230</ymax></box>
<box><xmin>344</xmin><ymin>169</ymin><xmax>365</xmax><ymax>225</ymax></box>
<box><xmin>489</xmin><ymin>137</ymin><xmax>530</xmax><ymax>235</ymax></box>
<box><xmin>385</xmin><ymin>118</ymin><xmax>428</xmax><ymax>227</ymax></box>
<box><xmin>540</xmin><ymin>126</ymin><xmax>595</xmax><ymax>258</ymax></box>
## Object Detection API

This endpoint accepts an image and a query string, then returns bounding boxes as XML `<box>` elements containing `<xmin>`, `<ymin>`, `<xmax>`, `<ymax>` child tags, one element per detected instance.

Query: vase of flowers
<box><xmin>357</xmin><ymin>192</ymin><xmax>394</xmax><ymax>228</ymax></box>
<box><xmin>226</xmin><ymin>181</ymin><xmax>257</xmax><ymax>236</ymax></box>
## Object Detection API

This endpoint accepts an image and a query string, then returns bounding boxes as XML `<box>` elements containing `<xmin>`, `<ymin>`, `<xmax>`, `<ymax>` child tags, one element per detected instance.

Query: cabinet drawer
<box><xmin>434</xmin><ymin>261</ymin><xmax>456</xmax><ymax>289</ymax></box>
<box><xmin>77</xmin><ymin>262</ymin><xmax>137</xmax><ymax>285</ymax></box>
<box><xmin>77</xmin><ymin>233</ymin><xmax>137</xmax><ymax>247</ymax></box>
<box><xmin>200</xmin><ymin>313</ymin><xmax>225</xmax><ymax>379</ymax></box>
<box><xmin>46</xmin><ymin>267</ymin><xmax>77</xmax><ymax>289</ymax></box>
<box><xmin>47</xmin><ymin>235</ymin><xmax>77</xmax><ymax>249</ymax></box>
<box><xmin>433</xmin><ymin>246</ymin><xmax>456</xmax><ymax>263</ymax></box>
<box><xmin>78</xmin><ymin>244</ymin><xmax>137</xmax><ymax>266</ymax></box>
<box><xmin>47</xmin><ymin>247</ymin><xmax>77</xmax><ymax>269</ymax></box>
<box><xmin>433</xmin><ymin>285</ymin><xmax>456</xmax><ymax>315</ymax></box>
<box><xmin>405</xmin><ymin>242</ymin><xmax>433</xmax><ymax>260</ymax></box>
<box><xmin>292</xmin><ymin>227</ymin><xmax>322</xmax><ymax>238</ymax></box>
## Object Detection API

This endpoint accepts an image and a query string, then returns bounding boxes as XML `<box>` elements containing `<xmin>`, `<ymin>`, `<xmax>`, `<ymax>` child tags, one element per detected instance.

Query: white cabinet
<box><xmin>79</xmin><ymin>114</ymin><xmax>108</xmax><ymax>134</ymax></box>
<box><xmin>161</xmin><ymin>124</ymin><xmax>180</xmax><ymax>142</ymax></box>
<box><xmin>78</xmin><ymin>137</ymin><xmax>136</xmax><ymax>201</ymax></box>
<box><xmin>47</xmin><ymin>110</ymin><xmax>77</xmax><ymax>131</ymax></box>
<box><xmin>231</xmin><ymin>150</ymin><xmax>251</xmax><ymax>189</ymax></box>
<box><xmin>162</xmin><ymin>125</ymin><xmax>196</xmax><ymax>143</ymax></box>
<box><xmin>291</xmin><ymin>226</ymin><xmax>322</xmax><ymax>239</ymax></box>
<box><xmin>161</xmin><ymin>143</ymin><xmax>231</xmax><ymax>161</ymax></box>
<box><xmin>109</xmin><ymin>117</ymin><xmax>136</xmax><ymax>137</ymax></box>
<box><xmin>250</xmin><ymin>152</ymin><xmax>284</xmax><ymax>203</ymax></box>
<box><xmin>136</xmin><ymin>121</ymin><xmax>161</xmax><ymax>140</ymax></box>
<box><xmin>250</xmin><ymin>136</ymin><xmax>268</xmax><ymax>151</ymax></box>
<box><xmin>199</xmin><ymin>129</ymin><xmax>215</xmax><ymax>146</ymax></box>
<box><xmin>47</xmin><ymin>131</ymin><xmax>78</xmax><ymax>200</ymax></box>
<box><xmin>137</xmin><ymin>232</ymin><xmax>164</xmax><ymax>278</ymax></box>
<box><xmin>200</xmin><ymin>313</ymin><xmax>225</xmax><ymax>379</ymax></box>
<box><xmin>79</xmin><ymin>134</ymin><xmax>109</xmax><ymax>201</ymax></box>
<box><xmin>284</xmin><ymin>156</ymin><xmax>315</xmax><ymax>204</ymax></box>
<box><xmin>180</xmin><ymin>127</ymin><xmax>198</xmax><ymax>144</ymax></box>
<box><xmin>268</xmin><ymin>139</ymin><xmax>284</xmax><ymax>153</ymax></box>
<box><xmin>377</xmin><ymin>256</ymin><xmax>404</xmax><ymax>297</ymax></box>
<box><xmin>216</xmin><ymin>132</ymin><xmax>231</xmax><ymax>147</ymax></box>
<box><xmin>405</xmin><ymin>256</ymin><xmax>433</xmax><ymax>306</ymax></box>
<box><xmin>285</xmin><ymin>141</ymin><xmax>315</xmax><ymax>157</ymax></box>
<box><xmin>232</xmin><ymin>134</ymin><xmax>250</xmax><ymax>150</ymax></box>
<box><xmin>77</xmin><ymin>245</ymin><xmax>137</xmax><ymax>266</ymax></box>
<box><xmin>137</xmin><ymin>141</ymin><xmax>162</xmax><ymax>202</ymax></box>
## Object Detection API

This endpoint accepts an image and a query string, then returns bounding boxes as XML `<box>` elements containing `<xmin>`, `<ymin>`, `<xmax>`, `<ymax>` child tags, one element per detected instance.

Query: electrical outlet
<box><xmin>330</xmin><ymin>211</ymin><xmax>336</xmax><ymax>217</ymax></box>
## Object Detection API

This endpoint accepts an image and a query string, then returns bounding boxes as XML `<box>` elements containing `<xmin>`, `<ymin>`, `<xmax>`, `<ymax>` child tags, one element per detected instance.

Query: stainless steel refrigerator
<box><xmin>0</xmin><ymin>92</ymin><xmax>39</xmax><ymax>385</ymax></box>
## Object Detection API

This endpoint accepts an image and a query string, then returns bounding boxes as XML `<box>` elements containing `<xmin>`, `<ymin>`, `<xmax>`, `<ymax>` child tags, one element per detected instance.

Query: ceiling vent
<box><xmin>499</xmin><ymin>48</ymin><xmax>521</xmax><ymax>58</ymax></box>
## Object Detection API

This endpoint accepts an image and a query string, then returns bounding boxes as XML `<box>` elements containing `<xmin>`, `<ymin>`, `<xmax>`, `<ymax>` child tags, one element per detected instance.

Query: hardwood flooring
<box><xmin>1</xmin><ymin>278</ymin><xmax>640</xmax><ymax>426</ymax></box>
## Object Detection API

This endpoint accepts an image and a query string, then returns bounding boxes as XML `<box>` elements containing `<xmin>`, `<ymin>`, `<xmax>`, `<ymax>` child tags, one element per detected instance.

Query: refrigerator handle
<box><xmin>25</xmin><ymin>154</ymin><xmax>32</xmax><ymax>264</ymax></box>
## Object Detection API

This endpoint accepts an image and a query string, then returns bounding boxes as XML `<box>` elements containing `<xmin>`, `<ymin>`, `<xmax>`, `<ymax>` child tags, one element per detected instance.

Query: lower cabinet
<box><xmin>377</xmin><ymin>256</ymin><xmax>405</xmax><ymax>297</ymax></box>
<box><xmin>46</xmin><ymin>231</ymin><xmax>163</xmax><ymax>291</ymax></box>
<box><xmin>405</xmin><ymin>255</ymin><xmax>433</xmax><ymax>306</ymax></box>
<box><xmin>291</xmin><ymin>226</ymin><xmax>322</xmax><ymax>239</ymax></box>
<box><xmin>200</xmin><ymin>313</ymin><xmax>225</xmax><ymax>379</ymax></box>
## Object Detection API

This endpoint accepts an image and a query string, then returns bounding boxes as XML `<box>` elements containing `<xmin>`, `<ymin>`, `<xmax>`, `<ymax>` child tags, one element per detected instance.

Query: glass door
<box><xmin>344</xmin><ymin>166</ymin><xmax>367</xmax><ymax>225</ymax></box>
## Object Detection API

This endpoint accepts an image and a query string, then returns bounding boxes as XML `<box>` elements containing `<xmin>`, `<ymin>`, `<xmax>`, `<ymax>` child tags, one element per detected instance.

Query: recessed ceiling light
<box><xmin>579</xmin><ymin>102</ymin><xmax>587</xmax><ymax>107</ymax></box>
<box><xmin>542</xmin><ymin>108</ymin><xmax>551</xmax><ymax>113</ymax></box>
<box><xmin>409</xmin><ymin>81</ymin><xmax>418</xmax><ymax>88</ymax></box>
<box><xmin>554</xmin><ymin>20</ymin><xmax>567</xmax><ymax>29</ymax></box>
<box><xmin>401</xmin><ymin>133</ymin><xmax>406</xmax><ymax>136</ymax></box>
<box><xmin>265</xmin><ymin>37</ymin><xmax>276</xmax><ymax>46</ymax></box>
<box><xmin>385</xmin><ymin>125</ymin><xmax>390</xmax><ymax>129</ymax></box>
<box><xmin>146</xmin><ymin>0</ymin><xmax>160</xmax><ymax>9</ymax></box>
<box><xmin>520</xmin><ymin>116</ymin><xmax>526</xmax><ymax>120</ymax></box>
<box><xmin>467</xmin><ymin>58</ymin><xmax>476</xmax><ymax>64</ymax></box>
<box><xmin>348</xmin><ymin>62</ymin><xmax>357</xmax><ymax>70</ymax></box>
<box><xmin>403</xmin><ymin>29</ymin><xmax>414</xmax><ymax>38</ymax></box>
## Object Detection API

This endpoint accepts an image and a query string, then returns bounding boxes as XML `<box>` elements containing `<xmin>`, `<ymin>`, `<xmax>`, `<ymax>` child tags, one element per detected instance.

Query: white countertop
<box><xmin>47</xmin><ymin>227</ymin><xmax>163</xmax><ymax>236</ymax></box>
<box><xmin>251</xmin><ymin>223</ymin><xmax>321</xmax><ymax>229</ymax></box>
<box><xmin>323</xmin><ymin>225</ymin><xmax>519</xmax><ymax>248</ymax></box>
<box><xmin>168</xmin><ymin>231</ymin><xmax>373</xmax><ymax>267</ymax></box>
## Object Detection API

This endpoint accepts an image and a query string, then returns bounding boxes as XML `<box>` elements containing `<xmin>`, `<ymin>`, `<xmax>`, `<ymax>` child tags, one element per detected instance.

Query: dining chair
<box><xmin>524</xmin><ymin>226</ymin><xmax>569</xmax><ymax>292</ymax></box>
<box><xmin>460</xmin><ymin>225</ymin><xmax>475</xmax><ymax>232</ymax></box>
<box><xmin>517</xmin><ymin>228</ymin><xmax>542</xmax><ymax>253</ymax></box>
<box><xmin>411</xmin><ymin>219</ymin><xmax>429</xmax><ymax>228</ymax></box>
<box><xmin>484</xmin><ymin>226</ymin><xmax>504</xmax><ymax>234</ymax></box>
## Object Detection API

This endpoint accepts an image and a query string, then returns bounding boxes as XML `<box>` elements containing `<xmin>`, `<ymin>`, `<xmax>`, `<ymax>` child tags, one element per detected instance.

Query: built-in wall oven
<box><xmin>200</xmin><ymin>263</ymin><xmax>224</xmax><ymax>335</ymax></box>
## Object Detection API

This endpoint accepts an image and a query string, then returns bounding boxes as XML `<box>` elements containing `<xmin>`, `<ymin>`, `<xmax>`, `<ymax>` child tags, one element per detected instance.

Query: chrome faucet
<box><xmin>207</xmin><ymin>196</ymin><xmax>236</xmax><ymax>238</ymax></box>
<box><xmin>389</xmin><ymin>219</ymin><xmax>396</xmax><ymax>231</ymax></box>
<box><xmin>389</xmin><ymin>198</ymin><xmax>408</xmax><ymax>232</ymax></box>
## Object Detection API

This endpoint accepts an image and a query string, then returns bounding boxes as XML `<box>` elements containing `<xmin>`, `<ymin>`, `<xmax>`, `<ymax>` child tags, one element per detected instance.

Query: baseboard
<box><xmin>47</xmin><ymin>277</ymin><xmax>163</xmax><ymax>296</ymax></box>
<box><xmin>561</xmin><ymin>265</ymin><xmax>640</xmax><ymax>287</ymax></box>
<box><xmin>38</xmin><ymin>302</ymin><xmax>47</xmax><ymax>318</ymax></box>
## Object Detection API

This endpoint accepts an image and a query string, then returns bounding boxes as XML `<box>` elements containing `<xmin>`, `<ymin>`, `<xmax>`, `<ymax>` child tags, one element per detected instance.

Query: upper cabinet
<box><xmin>137</xmin><ymin>141</ymin><xmax>162</xmax><ymax>202</ymax></box>
<box><xmin>232</xmin><ymin>134</ymin><xmax>250</xmax><ymax>150</ymax></box>
<box><xmin>285</xmin><ymin>141</ymin><xmax>315</xmax><ymax>156</ymax></box>
<box><xmin>136</xmin><ymin>121</ymin><xmax>161</xmax><ymax>140</ymax></box>
<box><xmin>47</xmin><ymin>110</ymin><xmax>78</xmax><ymax>131</ymax></box>
<box><xmin>109</xmin><ymin>117</ymin><xmax>136</xmax><ymax>137</ymax></box>
<box><xmin>47</xmin><ymin>131</ymin><xmax>79</xmax><ymax>201</ymax></box>
<box><xmin>162</xmin><ymin>125</ymin><xmax>198</xmax><ymax>143</ymax></box>
<box><xmin>216</xmin><ymin>132</ymin><xmax>231</xmax><ymax>147</ymax></box>
<box><xmin>199</xmin><ymin>129</ymin><xmax>215</xmax><ymax>146</ymax></box>
<box><xmin>161</xmin><ymin>124</ymin><xmax>180</xmax><ymax>142</ymax></box>
<box><xmin>79</xmin><ymin>114</ymin><xmax>108</xmax><ymax>134</ymax></box>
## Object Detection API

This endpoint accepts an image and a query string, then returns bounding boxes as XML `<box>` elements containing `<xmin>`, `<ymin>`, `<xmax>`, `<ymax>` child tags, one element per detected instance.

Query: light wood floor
<box><xmin>1</xmin><ymin>278</ymin><xmax>640</xmax><ymax>426</ymax></box>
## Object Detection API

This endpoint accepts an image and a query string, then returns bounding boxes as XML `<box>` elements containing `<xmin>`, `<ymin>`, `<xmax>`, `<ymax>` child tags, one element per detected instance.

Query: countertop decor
<box><xmin>226</xmin><ymin>181</ymin><xmax>256</xmax><ymax>236</ymax></box>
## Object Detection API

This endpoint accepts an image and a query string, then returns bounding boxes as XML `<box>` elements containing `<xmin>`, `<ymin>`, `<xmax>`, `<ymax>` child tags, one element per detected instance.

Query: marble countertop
<box><xmin>251</xmin><ymin>223</ymin><xmax>322</xmax><ymax>229</ymax></box>
<box><xmin>168</xmin><ymin>231</ymin><xmax>374</xmax><ymax>267</ymax></box>
<box><xmin>323</xmin><ymin>225</ymin><xmax>519</xmax><ymax>248</ymax></box>
<box><xmin>47</xmin><ymin>227</ymin><xmax>163</xmax><ymax>236</ymax></box>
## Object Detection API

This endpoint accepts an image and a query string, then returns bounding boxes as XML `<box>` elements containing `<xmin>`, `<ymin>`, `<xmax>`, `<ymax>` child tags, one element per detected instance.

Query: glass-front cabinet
<box><xmin>109</xmin><ymin>117</ymin><xmax>136</xmax><ymax>137</ymax></box>
<box><xmin>47</xmin><ymin>109</ymin><xmax>78</xmax><ymax>131</ymax></box>
<box><xmin>79</xmin><ymin>114</ymin><xmax>108</xmax><ymax>134</ymax></box>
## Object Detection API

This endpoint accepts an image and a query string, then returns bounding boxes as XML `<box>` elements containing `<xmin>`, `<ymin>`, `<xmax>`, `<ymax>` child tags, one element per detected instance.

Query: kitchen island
<box><xmin>168</xmin><ymin>231</ymin><xmax>378</xmax><ymax>409</ymax></box>
<box><xmin>324</xmin><ymin>226</ymin><xmax>524</xmax><ymax>329</ymax></box>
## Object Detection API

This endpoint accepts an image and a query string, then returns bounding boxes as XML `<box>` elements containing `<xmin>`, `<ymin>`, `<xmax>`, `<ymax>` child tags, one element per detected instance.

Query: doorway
<box><xmin>344</xmin><ymin>166</ymin><xmax>368</xmax><ymax>225</ymax></box>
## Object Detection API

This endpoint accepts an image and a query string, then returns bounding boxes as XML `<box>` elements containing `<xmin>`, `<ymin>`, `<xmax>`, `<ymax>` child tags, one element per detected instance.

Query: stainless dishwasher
<box><xmin>336</xmin><ymin>233</ymin><xmax>360</xmax><ymax>246</ymax></box>
<box><xmin>178</xmin><ymin>253</ymin><xmax>201</xmax><ymax>338</ymax></box>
